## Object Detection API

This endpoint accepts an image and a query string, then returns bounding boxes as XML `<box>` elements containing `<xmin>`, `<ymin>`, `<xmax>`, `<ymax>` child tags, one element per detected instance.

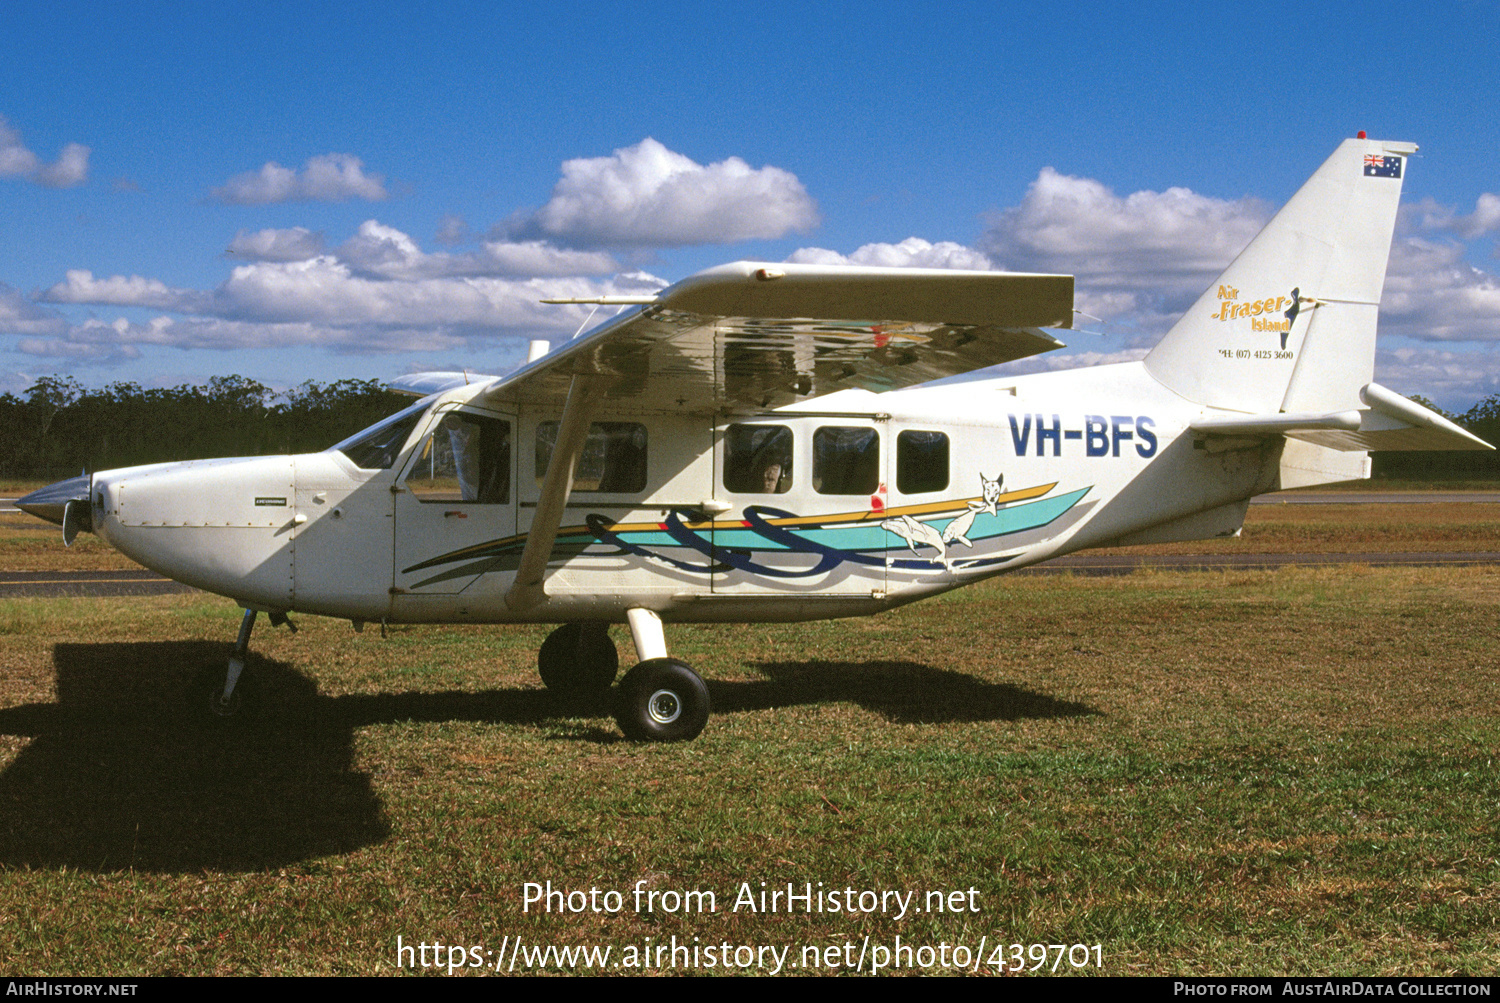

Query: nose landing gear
<box><xmin>193</xmin><ymin>607</ymin><xmax>259</xmax><ymax>722</ymax></box>
<box><xmin>194</xmin><ymin>607</ymin><xmax>296</xmax><ymax>722</ymax></box>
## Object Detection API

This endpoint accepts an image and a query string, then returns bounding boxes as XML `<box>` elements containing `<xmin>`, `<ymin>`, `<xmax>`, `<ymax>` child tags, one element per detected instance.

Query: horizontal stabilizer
<box><xmin>1191</xmin><ymin>410</ymin><xmax>1362</xmax><ymax>437</ymax></box>
<box><xmin>1191</xmin><ymin>383</ymin><xmax>1494</xmax><ymax>452</ymax></box>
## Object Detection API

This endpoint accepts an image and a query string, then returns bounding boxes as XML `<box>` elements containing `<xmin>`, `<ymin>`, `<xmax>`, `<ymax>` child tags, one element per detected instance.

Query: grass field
<box><xmin>1</xmin><ymin>560</ymin><xmax>1497</xmax><ymax>976</ymax></box>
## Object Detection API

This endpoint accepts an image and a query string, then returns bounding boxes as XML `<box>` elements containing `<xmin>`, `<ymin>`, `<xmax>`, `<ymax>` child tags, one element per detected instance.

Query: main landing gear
<box><xmin>538</xmin><ymin>622</ymin><xmax>618</xmax><ymax>699</ymax></box>
<box><xmin>537</xmin><ymin>609</ymin><xmax>710</xmax><ymax>742</ymax></box>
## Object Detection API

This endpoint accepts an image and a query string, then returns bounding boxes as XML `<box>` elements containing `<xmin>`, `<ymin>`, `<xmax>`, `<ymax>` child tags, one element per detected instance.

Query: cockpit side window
<box><xmin>404</xmin><ymin>412</ymin><xmax>511</xmax><ymax>503</ymax></box>
<box><xmin>333</xmin><ymin>400</ymin><xmax>428</xmax><ymax>470</ymax></box>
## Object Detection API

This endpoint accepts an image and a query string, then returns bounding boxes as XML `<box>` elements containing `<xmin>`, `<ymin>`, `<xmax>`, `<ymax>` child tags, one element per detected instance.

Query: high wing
<box><xmin>486</xmin><ymin>259</ymin><xmax>1072</xmax><ymax>609</ymax></box>
<box><xmin>484</xmin><ymin>260</ymin><xmax>1073</xmax><ymax>414</ymax></box>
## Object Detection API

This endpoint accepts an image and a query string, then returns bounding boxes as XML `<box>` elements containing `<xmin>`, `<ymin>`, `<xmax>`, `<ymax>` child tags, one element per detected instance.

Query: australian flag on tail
<box><xmin>1364</xmin><ymin>154</ymin><xmax>1402</xmax><ymax>178</ymax></box>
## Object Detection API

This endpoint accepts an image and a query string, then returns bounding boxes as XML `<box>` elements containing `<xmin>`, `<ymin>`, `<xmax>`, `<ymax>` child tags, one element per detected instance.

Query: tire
<box><xmin>538</xmin><ymin>623</ymin><xmax>619</xmax><ymax>697</ymax></box>
<box><xmin>191</xmin><ymin>662</ymin><xmax>258</xmax><ymax>725</ymax></box>
<box><xmin>614</xmin><ymin>658</ymin><xmax>710</xmax><ymax>742</ymax></box>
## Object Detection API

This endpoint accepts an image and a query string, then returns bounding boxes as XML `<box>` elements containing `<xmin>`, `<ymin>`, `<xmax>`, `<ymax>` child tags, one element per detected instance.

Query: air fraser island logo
<box><xmin>1211</xmin><ymin>284</ymin><xmax>1302</xmax><ymax>350</ymax></box>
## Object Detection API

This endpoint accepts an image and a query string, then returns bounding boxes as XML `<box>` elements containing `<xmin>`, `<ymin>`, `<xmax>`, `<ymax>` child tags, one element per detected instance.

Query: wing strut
<box><xmin>505</xmin><ymin>374</ymin><xmax>605</xmax><ymax>611</ymax></box>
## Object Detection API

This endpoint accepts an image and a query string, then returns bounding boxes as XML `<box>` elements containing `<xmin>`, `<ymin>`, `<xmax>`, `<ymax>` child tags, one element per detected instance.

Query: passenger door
<box><xmin>393</xmin><ymin>404</ymin><xmax>518</xmax><ymax>595</ymax></box>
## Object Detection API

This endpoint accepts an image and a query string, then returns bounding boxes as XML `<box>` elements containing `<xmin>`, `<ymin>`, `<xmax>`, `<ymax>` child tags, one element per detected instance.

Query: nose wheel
<box><xmin>193</xmin><ymin>607</ymin><xmax>294</xmax><ymax>723</ymax></box>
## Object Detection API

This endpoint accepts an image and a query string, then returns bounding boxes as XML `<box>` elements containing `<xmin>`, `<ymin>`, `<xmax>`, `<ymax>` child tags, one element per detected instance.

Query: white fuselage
<box><xmin>89</xmin><ymin>361</ymin><xmax>1283</xmax><ymax>626</ymax></box>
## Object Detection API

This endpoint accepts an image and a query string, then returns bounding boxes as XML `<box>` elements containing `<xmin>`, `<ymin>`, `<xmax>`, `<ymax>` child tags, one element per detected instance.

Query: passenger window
<box><xmin>897</xmin><ymin>430</ymin><xmax>949</xmax><ymax>494</ymax></box>
<box><xmin>723</xmin><ymin>424</ymin><xmax>793</xmax><ymax>494</ymax></box>
<box><xmin>813</xmin><ymin>426</ymin><xmax>879</xmax><ymax>495</ymax></box>
<box><xmin>535</xmin><ymin>421</ymin><xmax>648</xmax><ymax>493</ymax></box>
<box><xmin>405</xmin><ymin>412</ymin><xmax>511</xmax><ymax>503</ymax></box>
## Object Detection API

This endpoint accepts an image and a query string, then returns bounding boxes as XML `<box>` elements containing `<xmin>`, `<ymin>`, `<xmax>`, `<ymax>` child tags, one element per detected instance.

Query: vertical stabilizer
<box><xmin>1144</xmin><ymin>138</ymin><xmax>1414</xmax><ymax>414</ymax></box>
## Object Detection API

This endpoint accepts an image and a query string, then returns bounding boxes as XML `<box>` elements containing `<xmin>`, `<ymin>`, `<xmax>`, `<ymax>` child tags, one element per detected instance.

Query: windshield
<box><xmin>330</xmin><ymin>396</ymin><xmax>433</xmax><ymax>469</ymax></box>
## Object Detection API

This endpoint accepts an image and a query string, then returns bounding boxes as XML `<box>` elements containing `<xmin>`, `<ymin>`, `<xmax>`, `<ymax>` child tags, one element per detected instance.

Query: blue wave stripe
<box><xmin>609</xmin><ymin>487</ymin><xmax>1089</xmax><ymax>554</ymax></box>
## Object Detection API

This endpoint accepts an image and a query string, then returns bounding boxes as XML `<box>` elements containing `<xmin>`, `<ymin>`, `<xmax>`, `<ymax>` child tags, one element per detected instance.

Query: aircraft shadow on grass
<box><xmin>0</xmin><ymin>642</ymin><xmax>1094</xmax><ymax>872</ymax></box>
<box><xmin>716</xmin><ymin>661</ymin><xmax>1096</xmax><ymax>725</ymax></box>
<box><xmin>0</xmin><ymin>642</ymin><xmax>390</xmax><ymax>873</ymax></box>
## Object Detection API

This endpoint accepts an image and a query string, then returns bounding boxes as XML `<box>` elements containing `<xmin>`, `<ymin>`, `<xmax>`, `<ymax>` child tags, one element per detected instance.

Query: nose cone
<box><xmin>16</xmin><ymin>475</ymin><xmax>90</xmax><ymax>526</ymax></box>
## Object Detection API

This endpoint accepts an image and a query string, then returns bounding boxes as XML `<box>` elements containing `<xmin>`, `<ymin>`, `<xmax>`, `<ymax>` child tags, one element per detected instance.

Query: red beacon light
<box><xmin>1357</xmin><ymin>131</ymin><xmax>1367</xmax><ymax>139</ymax></box>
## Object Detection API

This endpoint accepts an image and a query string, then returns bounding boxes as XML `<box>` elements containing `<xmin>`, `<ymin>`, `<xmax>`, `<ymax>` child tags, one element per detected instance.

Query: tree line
<box><xmin>1375</xmin><ymin>394</ymin><xmax>1500</xmax><ymax>480</ymax></box>
<box><xmin>0</xmin><ymin>376</ymin><xmax>411</xmax><ymax>480</ymax></box>
<box><xmin>0</xmin><ymin>376</ymin><xmax>1496</xmax><ymax>482</ymax></box>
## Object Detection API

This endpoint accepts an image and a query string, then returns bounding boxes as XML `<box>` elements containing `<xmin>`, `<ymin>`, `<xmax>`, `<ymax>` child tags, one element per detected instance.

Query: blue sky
<box><xmin>3</xmin><ymin>1</ymin><xmax>1499</xmax><ymax>411</ymax></box>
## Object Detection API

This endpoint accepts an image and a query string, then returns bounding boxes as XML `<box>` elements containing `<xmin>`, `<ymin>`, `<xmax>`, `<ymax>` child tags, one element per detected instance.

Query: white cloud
<box><xmin>0</xmin><ymin>120</ymin><xmax>36</xmax><ymax>177</ymax></box>
<box><xmin>226</xmin><ymin>227</ymin><xmax>326</xmax><ymax>262</ymax></box>
<box><xmin>0</xmin><ymin>115</ymin><xmax>89</xmax><ymax>188</ymax></box>
<box><xmin>38</xmin><ymin>270</ymin><xmax>212</xmax><ymax>312</ymax></box>
<box><xmin>34</xmin><ymin>142</ymin><xmax>90</xmax><ymax>188</ymax></box>
<box><xmin>513</xmin><ymin>138</ymin><xmax>819</xmax><ymax>247</ymax></box>
<box><xmin>26</xmin><ymin>216</ymin><xmax>657</xmax><ymax>360</ymax></box>
<box><xmin>337</xmin><ymin>220</ymin><xmax>618</xmax><ymax>279</ymax></box>
<box><xmin>16</xmin><ymin>315</ymin><xmax>471</xmax><ymax>358</ymax></box>
<box><xmin>985</xmin><ymin>347</ymin><xmax>1153</xmax><ymax>378</ymax></box>
<box><xmin>212</xmin><ymin>256</ymin><xmax>534</xmax><ymax>327</ymax></box>
<box><xmin>1376</xmin><ymin>346</ymin><xmax>1500</xmax><ymax>408</ymax></box>
<box><xmin>0</xmin><ymin>284</ymin><xmax>67</xmax><ymax>336</ymax></box>
<box><xmin>1380</xmin><ymin>236</ymin><xmax>1500</xmax><ymax>342</ymax></box>
<box><xmin>787</xmin><ymin>237</ymin><xmax>993</xmax><ymax>270</ymax></box>
<box><xmin>435</xmin><ymin>214</ymin><xmax>470</xmax><ymax>246</ymax></box>
<box><xmin>786</xmin><ymin>168</ymin><xmax>1272</xmax><ymax>344</ymax></box>
<box><xmin>465</xmin><ymin>240</ymin><xmax>620</xmax><ymax>278</ymax></box>
<box><xmin>972</xmin><ymin>169</ymin><xmax>1500</xmax><ymax>351</ymax></box>
<box><xmin>980</xmin><ymin>167</ymin><xmax>1270</xmax><ymax>333</ymax></box>
<box><xmin>210</xmin><ymin>153</ymin><xmax>388</xmax><ymax>204</ymax></box>
<box><xmin>1407</xmin><ymin>193</ymin><xmax>1500</xmax><ymax>240</ymax></box>
<box><xmin>212</xmin><ymin>255</ymin><xmax>646</xmax><ymax>330</ymax></box>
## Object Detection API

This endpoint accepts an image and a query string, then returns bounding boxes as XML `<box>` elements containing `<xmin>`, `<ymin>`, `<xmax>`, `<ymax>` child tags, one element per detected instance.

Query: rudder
<box><xmin>1144</xmin><ymin>137</ymin><xmax>1415</xmax><ymax>414</ymax></box>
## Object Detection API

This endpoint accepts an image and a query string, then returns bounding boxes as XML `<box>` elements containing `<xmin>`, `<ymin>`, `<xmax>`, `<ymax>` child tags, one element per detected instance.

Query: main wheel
<box><xmin>614</xmin><ymin>658</ymin><xmax>710</xmax><ymax>742</ymax></box>
<box><xmin>538</xmin><ymin>623</ymin><xmax>619</xmax><ymax>698</ymax></box>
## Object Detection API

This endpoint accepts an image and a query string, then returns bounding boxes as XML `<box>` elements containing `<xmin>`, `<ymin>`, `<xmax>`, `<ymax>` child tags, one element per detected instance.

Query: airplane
<box><xmin>18</xmin><ymin>135</ymin><xmax>1493</xmax><ymax>742</ymax></box>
